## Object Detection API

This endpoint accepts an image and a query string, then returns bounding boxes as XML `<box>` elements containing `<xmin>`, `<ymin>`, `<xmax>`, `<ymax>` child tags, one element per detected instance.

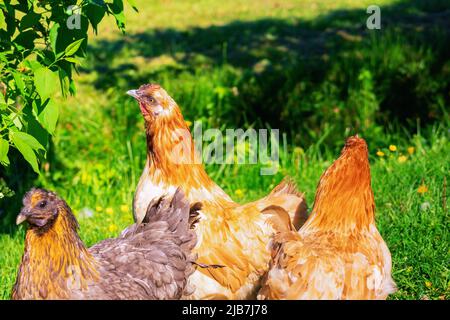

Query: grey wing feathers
<box><xmin>88</xmin><ymin>188</ymin><xmax>199</xmax><ymax>299</ymax></box>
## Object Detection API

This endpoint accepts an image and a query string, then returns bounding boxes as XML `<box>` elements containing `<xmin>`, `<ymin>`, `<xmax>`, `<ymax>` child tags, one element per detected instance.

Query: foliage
<box><xmin>0</xmin><ymin>0</ymin><xmax>135</xmax><ymax>175</ymax></box>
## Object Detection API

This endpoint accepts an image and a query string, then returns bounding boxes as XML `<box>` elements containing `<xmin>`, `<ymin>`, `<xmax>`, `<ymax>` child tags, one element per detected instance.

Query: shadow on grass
<box><xmin>85</xmin><ymin>0</ymin><xmax>450</xmax><ymax>130</ymax></box>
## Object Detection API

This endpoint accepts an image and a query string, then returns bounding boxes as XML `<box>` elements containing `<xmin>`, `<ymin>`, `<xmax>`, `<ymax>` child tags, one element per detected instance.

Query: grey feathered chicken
<box><xmin>12</xmin><ymin>188</ymin><xmax>199</xmax><ymax>300</ymax></box>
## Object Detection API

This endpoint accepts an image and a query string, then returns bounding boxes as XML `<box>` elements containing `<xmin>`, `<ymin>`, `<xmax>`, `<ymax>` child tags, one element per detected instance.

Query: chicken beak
<box><xmin>16</xmin><ymin>212</ymin><xmax>28</xmax><ymax>225</ymax></box>
<box><xmin>127</xmin><ymin>89</ymin><xmax>139</xmax><ymax>99</ymax></box>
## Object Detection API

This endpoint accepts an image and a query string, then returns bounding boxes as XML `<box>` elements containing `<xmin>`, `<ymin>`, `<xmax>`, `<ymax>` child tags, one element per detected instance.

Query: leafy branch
<box><xmin>0</xmin><ymin>0</ymin><xmax>136</xmax><ymax>177</ymax></box>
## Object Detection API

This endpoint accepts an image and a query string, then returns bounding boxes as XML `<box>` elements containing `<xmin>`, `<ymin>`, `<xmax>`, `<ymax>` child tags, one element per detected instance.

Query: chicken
<box><xmin>127</xmin><ymin>83</ymin><xmax>307</xmax><ymax>299</ymax></box>
<box><xmin>12</xmin><ymin>188</ymin><xmax>200</xmax><ymax>300</ymax></box>
<box><xmin>258</xmin><ymin>136</ymin><xmax>396</xmax><ymax>300</ymax></box>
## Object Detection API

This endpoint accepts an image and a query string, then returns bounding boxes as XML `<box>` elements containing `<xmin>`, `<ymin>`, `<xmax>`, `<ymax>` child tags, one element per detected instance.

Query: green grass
<box><xmin>0</xmin><ymin>0</ymin><xmax>449</xmax><ymax>300</ymax></box>
<box><xmin>1</xmin><ymin>124</ymin><xmax>448</xmax><ymax>300</ymax></box>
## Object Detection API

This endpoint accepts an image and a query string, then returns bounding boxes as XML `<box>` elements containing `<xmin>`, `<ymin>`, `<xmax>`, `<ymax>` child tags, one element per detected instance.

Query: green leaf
<box><xmin>69</xmin><ymin>79</ymin><xmax>77</xmax><ymax>95</ymax></box>
<box><xmin>4</xmin><ymin>4</ymin><xmax>17</xmax><ymax>36</ymax></box>
<box><xmin>0</xmin><ymin>52</ymin><xmax>8</xmax><ymax>63</ymax></box>
<box><xmin>108</xmin><ymin>0</ymin><xmax>125</xmax><ymax>31</ymax></box>
<box><xmin>11</xmin><ymin>131</ymin><xmax>44</xmax><ymax>151</ymax></box>
<box><xmin>88</xmin><ymin>0</ymin><xmax>106</xmax><ymax>7</ymax></box>
<box><xmin>25</xmin><ymin>107</ymin><xmax>50</xmax><ymax>148</ymax></box>
<box><xmin>64</xmin><ymin>57</ymin><xmax>81</xmax><ymax>64</ymax></box>
<box><xmin>13</xmin><ymin>1</ymin><xmax>30</xmax><ymax>13</ymax></box>
<box><xmin>126</xmin><ymin>0</ymin><xmax>139</xmax><ymax>11</ymax></box>
<box><xmin>85</xmin><ymin>3</ymin><xmax>106</xmax><ymax>33</ymax></box>
<box><xmin>13</xmin><ymin>30</ymin><xmax>37</xmax><ymax>50</ymax></box>
<box><xmin>64</xmin><ymin>38</ymin><xmax>85</xmax><ymax>56</ymax></box>
<box><xmin>34</xmin><ymin>67</ymin><xmax>59</xmax><ymax>100</ymax></box>
<box><xmin>49</xmin><ymin>22</ymin><xmax>60</xmax><ymax>53</ymax></box>
<box><xmin>23</xmin><ymin>59</ymin><xmax>42</xmax><ymax>72</ymax></box>
<box><xmin>20</xmin><ymin>12</ymin><xmax>41</xmax><ymax>31</ymax></box>
<box><xmin>10</xmin><ymin>113</ymin><xmax>23</xmax><ymax>130</ymax></box>
<box><xmin>13</xmin><ymin>71</ymin><xmax>25</xmax><ymax>94</ymax></box>
<box><xmin>59</xmin><ymin>69</ymin><xmax>70</xmax><ymax>97</ymax></box>
<box><xmin>0</xmin><ymin>138</ymin><xmax>9</xmax><ymax>166</ymax></box>
<box><xmin>0</xmin><ymin>91</ymin><xmax>6</xmax><ymax>105</ymax></box>
<box><xmin>10</xmin><ymin>132</ymin><xmax>40</xmax><ymax>173</ymax></box>
<box><xmin>0</xmin><ymin>8</ymin><xmax>6</xmax><ymax>30</ymax></box>
<box><xmin>38</xmin><ymin>99</ymin><xmax>59</xmax><ymax>134</ymax></box>
<box><xmin>52</xmin><ymin>16</ymin><xmax>89</xmax><ymax>55</ymax></box>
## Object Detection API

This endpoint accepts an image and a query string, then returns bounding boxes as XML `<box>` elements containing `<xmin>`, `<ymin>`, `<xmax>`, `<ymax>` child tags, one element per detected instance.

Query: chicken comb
<box><xmin>343</xmin><ymin>135</ymin><xmax>367</xmax><ymax>149</ymax></box>
<box><xmin>138</xmin><ymin>83</ymin><xmax>161</xmax><ymax>93</ymax></box>
<box><xmin>23</xmin><ymin>188</ymin><xmax>57</xmax><ymax>207</ymax></box>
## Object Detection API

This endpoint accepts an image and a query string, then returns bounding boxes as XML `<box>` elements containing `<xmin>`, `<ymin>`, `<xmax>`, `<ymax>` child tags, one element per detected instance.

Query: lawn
<box><xmin>0</xmin><ymin>0</ymin><xmax>449</xmax><ymax>300</ymax></box>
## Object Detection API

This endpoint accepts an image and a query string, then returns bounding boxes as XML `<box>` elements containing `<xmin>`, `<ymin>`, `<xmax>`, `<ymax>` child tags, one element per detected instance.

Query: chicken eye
<box><xmin>146</xmin><ymin>96</ymin><xmax>156</xmax><ymax>104</ymax></box>
<box><xmin>38</xmin><ymin>200</ymin><xmax>47</xmax><ymax>208</ymax></box>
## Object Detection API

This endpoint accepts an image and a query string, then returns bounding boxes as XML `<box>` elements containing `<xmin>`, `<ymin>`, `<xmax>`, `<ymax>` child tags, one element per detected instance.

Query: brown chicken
<box><xmin>12</xmin><ymin>188</ymin><xmax>199</xmax><ymax>300</ymax></box>
<box><xmin>258</xmin><ymin>136</ymin><xmax>396</xmax><ymax>300</ymax></box>
<box><xmin>127</xmin><ymin>84</ymin><xmax>307</xmax><ymax>299</ymax></box>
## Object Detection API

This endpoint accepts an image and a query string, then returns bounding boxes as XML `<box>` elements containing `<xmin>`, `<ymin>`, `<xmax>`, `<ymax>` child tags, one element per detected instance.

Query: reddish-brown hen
<box><xmin>258</xmin><ymin>136</ymin><xmax>396</xmax><ymax>300</ymax></box>
<box><xmin>12</xmin><ymin>188</ymin><xmax>199</xmax><ymax>300</ymax></box>
<box><xmin>127</xmin><ymin>84</ymin><xmax>307</xmax><ymax>299</ymax></box>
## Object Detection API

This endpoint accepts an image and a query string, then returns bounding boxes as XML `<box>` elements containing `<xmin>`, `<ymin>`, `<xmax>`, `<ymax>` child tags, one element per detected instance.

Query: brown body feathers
<box><xmin>13</xmin><ymin>188</ymin><xmax>199</xmax><ymax>300</ymax></box>
<box><xmin>258</xmin><ymin>136</ymin><xmax>396</xmax><ymax>300</ymax></box>
<box><xmin>128</xmin><ymin>84</ymin><xmax>307</xmax><ymax>299</ymax></box>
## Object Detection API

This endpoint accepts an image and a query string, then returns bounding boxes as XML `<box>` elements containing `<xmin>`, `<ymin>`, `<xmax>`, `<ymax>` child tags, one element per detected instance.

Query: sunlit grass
<box><xmin>96</xmin><ymin>0</ymin><xmax>397</xmax><ymax>36</ymax></box>
<box><xmin>1</xmin><ymin>115</ymin><xmax>448</xmax><ymax>299</ymax></box>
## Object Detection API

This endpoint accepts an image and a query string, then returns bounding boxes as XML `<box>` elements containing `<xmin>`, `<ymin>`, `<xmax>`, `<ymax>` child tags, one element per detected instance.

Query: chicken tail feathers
<box><xmin>142</xmin><ymin>188</ymin><xmax>202</xmax><ymax>241</ymax></box>
<box><xmin>266</xmin><ymin>177</ymin><xmax>309</xmax><ymax>229</ymax></box>
<box><xmin>262</xmin><ymin>205</ymin><xmax>296</xmax><ymax>233</ymax></box>
<box><xmin>143</xmin><ymin>188</ymin><xmax>191</xmax><ymax>234</ymax></box>
<box><xmin>262</xmin><ymin>205</ymin><xmax>300</xmax><ymax>253</ymax></box>
<box><xmin>269</xmin><ymin>177</ymin><xmax>302</xmax><ymax>198</ymax></box>
<box><xmin>143</xmin><ymin>188</ymin><xmax>200</xmax><ymax>296</ymax></box>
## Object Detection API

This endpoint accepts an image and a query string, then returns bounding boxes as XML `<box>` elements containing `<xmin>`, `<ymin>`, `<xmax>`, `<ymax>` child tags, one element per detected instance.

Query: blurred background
<box><xmin>0</xmin><ymin>0</ymin><xmax>449</xmax><ymax>299</ymax></box>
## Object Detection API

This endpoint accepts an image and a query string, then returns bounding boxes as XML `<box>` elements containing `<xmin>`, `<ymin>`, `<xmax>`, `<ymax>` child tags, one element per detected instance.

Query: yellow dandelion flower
<box><xmin>407</xmin><ymin>147</ymin><xmax>415</xmax><ymax>155</ymax></box>
<box><xmin>398</xmin><ymin>155</ymin><xmax>407</xmax><ymax>163</ymax></box>
<box><xmin>108</xmin><ymin>224</ymin><xmax>118</xmax><ymax>233</ymax></box>
<box><xmin>293</xmin><ymin>147</ymin><xmax>304</xmax><ymax>155</ymax></box>
<box><xmin>425</xmin><ymin>281</ymin><xmax>432</xmax><ymax>288</ymax></box>
<box><xmin>120</xmin><ymin>205</ymin><xmax>129</xmax><ymax>213</ymax></box>
<box><xmin>389</xmin><ymin>145</ymin><xmax>397</xmax><ymax>152</ymax></box>
<box><xmin>235</xmin><ymin>189</ymin><xmax>243</xmax><ymax>197</ymax></box>
<box><xmin>81</xmin><ymin>171</ymin><xmax>89</xmax><ymax>184</ymax></box>
<box><xmin>376</xmin><ymin>150</ymin><xmax>385</xmax><ymax>157</ymax></box>
<box><xmin>106</xmin><ymin>207</ymin><xmax>114</xmax><ymax>215</ymax></box>
<box><xmin>95</xmin><ymin>206</ymin><xmax>103</xmax><ymax>212</ymax></box>
<box><xmin>185</xmin><ymin>120</ymin><xmax>192</xmax><ymax>127</ymax></box>
<box><xmin>417</xmin><ymin>184</ymin><xmax>428</xmax><ymax>194</ymax></box>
